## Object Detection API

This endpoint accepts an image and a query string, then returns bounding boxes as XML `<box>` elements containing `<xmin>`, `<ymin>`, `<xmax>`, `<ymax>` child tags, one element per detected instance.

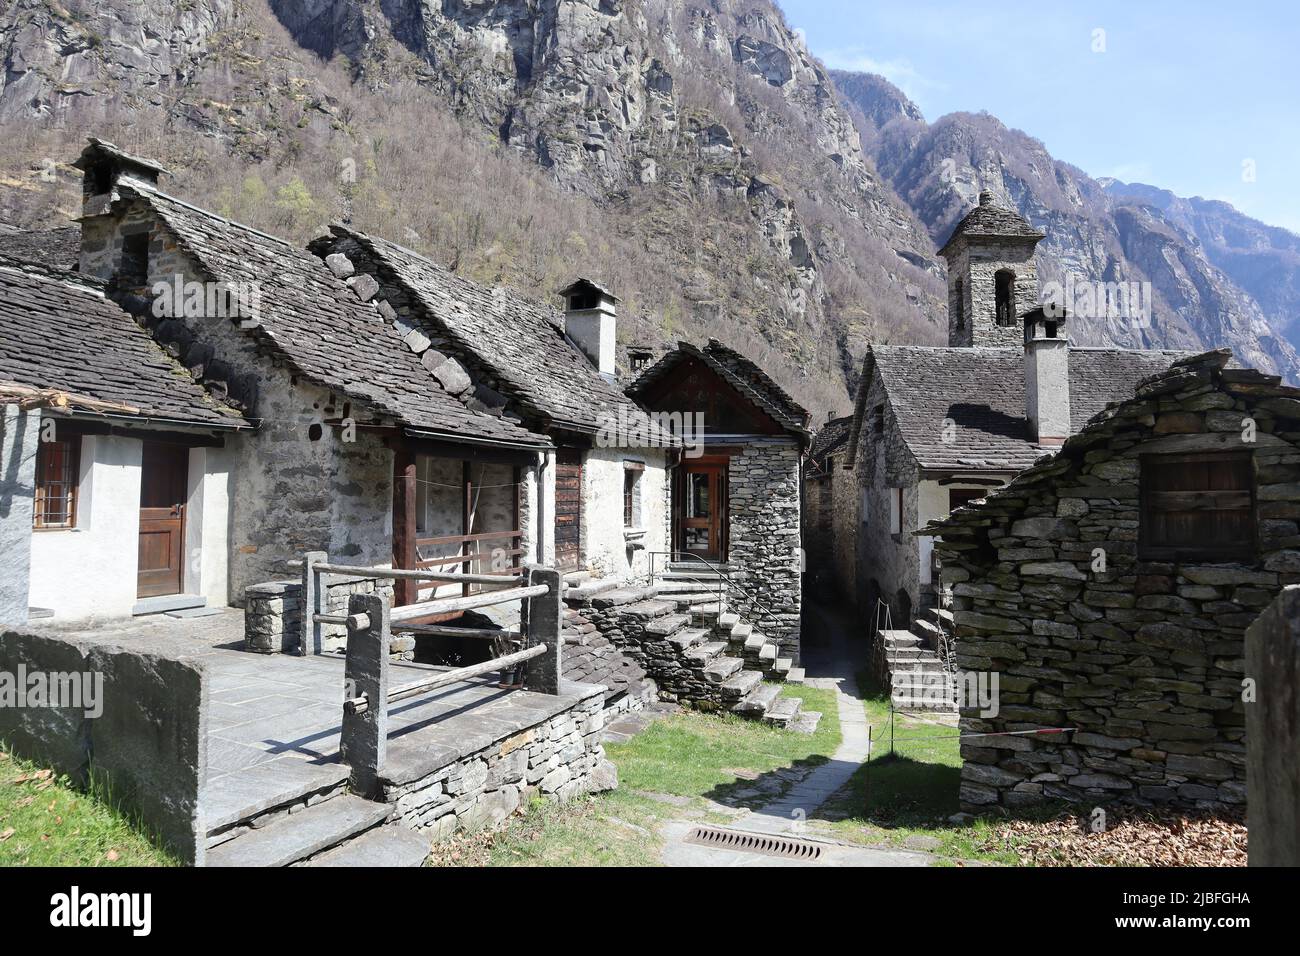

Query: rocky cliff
<box><xmin>836</xmin><ymin>70</ymin><xmax>1300</xmax><ymax>383</ymax></box>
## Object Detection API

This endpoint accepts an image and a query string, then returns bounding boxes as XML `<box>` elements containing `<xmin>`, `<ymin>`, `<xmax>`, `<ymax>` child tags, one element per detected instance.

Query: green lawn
<box><xmin>433</xmin><ymin>682</ymin><xmax>844</xmax><ymax>866</ymax></box>
<box><xmin>809</xmin><ymin>671</ymin><xmax>1021</xmax><ymax>864</ymax></box>
<box><xmin>0</xmin><ymin>747</ymin><xmax>177</xmax><ymax>867</ymax></box>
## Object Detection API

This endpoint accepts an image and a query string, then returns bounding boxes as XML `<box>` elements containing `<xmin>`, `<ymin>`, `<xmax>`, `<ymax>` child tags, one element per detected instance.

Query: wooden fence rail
<box><xmin>337</xmin><ymin>562</ymin><xmax>563</xmax><ymax>798</ymax></box>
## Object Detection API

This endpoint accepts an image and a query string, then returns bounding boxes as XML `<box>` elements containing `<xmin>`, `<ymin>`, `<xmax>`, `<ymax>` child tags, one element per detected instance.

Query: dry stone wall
<box><xmin>933</xmin><ymin>351</ymin><xmax>1300</xmax><ymax>814</ymax></box>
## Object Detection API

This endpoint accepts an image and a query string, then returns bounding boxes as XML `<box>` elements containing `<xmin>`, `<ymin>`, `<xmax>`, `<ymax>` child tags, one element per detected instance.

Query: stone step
<box><xmin>718</xmin><ymin>612</ymin><xmax>741</xmax><ymax>631</ymax></box>
<box><xmin>563</xmin><ymin>579</ymin><xmax>620</xmax><ymax>603</ymax></box>
<box><xmin>703</xmin><ymin>656</ymin><xmax>745</xmax><ymax>683</ymax></box>
<box><xmin>770</xmin><ymin>657</ymin><xmax>793</xmax><ymax>677</ymax></box>
<box><xmin>727</xmin><ymin>621</ymin><xmax>751</xmax><ymax>641</ymax></box>
<box><xmin>206</xmin><ymin>795</ymin><xmax>392</xmax><ymax>868</ymax></box>
<box><xmin>720</xmin><ymin>669</ymin><xmax>763</xmax><ymax>700</ymax></box>
<box><xmin>743</xmin><ymin>633</ymin><xmax>766</xmax><ymax>653</ymax></box>
<box><xmin>732</xmin><ymin>682</ymin><xmax>781</xmax><ymax>717</ymax></box>
<box><xmin>928</xmin><ymin>607</ymin><xmax>954</xmax><ymax>628</ymax></box>
<box><xmin>684</xmin><ymin>641</ymin><xmax>728</xmax><ymax>665</ymax></box>
<box><xmin>654</xmin><ymin>580</ymin><xmax>722</xmax><ymax>593</ymax></box>
<box><xmin>787</xmin><ymin>710</ymin><xmax>822</xmax><ymax>734</ymax></box>
<box><xmin>913</xmin><ymin>617</ymin><xmax>943</xmax><ymax>640</ymax></box>
<box><xmin>785</xmin><ymin>667</ymin><xmax>805</xmax><ymax>685</ymax></box>
<box><xmin>758</xmin><ymin>644</ymin><xmax>777</xmax><ymax>663</ymax></box>
<box><xmin>619</xmin><ymin>599</ymin><xmax>678</xmax><ymax>620</ymax></box>
<box><xmin>563</xmin><ymin>569</ymin><xmax>593</xmax><ymax>585</ymax></box>
<box><xmin>645</xmin><ymin>613</ymin><xmax>690</xmax><ymax>637</ymax></box>
<box><xmin>689</xmin><ymin>601</ymin><xmax>727</xmax><ymax>619</ymax></box>
<box><xmin>879</xmin><ymin>629</ymin><xmax>920</xmax><ymax>647</ymax></box>
<box><xmin>666</xmin><ymin>628</ymin><xmax>711</xmax><ymax>651</ymax></box>
<box><xmin>204</xmin><ymin>762</ymin><xmax>351</xmax><ymax>837</ymax></box>
<box><xmin>301</xmin><ymin>823</ymin><xmax>429</xmax><ymax>867</ymax></box>
<box><xmin>590</xmin><ymin>587</ymin><xmax>658</xmax><ymax>609</ymax></box>
<box><xmin>665</xmin><ymin>563</ymin><xmax>727</xmax><ymax>576</ymax></box>
<box><xmin>762</xmin><ymin>696</ymin><xmax>802</xmax><ymax>727</ymax></box>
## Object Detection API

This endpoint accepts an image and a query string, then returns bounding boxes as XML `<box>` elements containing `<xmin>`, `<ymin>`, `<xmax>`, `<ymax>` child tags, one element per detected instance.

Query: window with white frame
<box><xmin>623</xmin><ymin>460</ymin><xmax>644</xmax><ymax>527</ymax></box>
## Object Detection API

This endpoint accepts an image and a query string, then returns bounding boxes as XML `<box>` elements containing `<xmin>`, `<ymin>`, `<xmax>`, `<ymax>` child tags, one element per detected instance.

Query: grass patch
<box><xmin>809</xmin><ymin>671</ymin><xmax>1022</xmax><ymax>864</ymax></box>
<box><xmin>0</xmin><ymin>747</ymin><xmax>177</xmax><ymax>867</ymax></box>
<box><xmin>433</xmin><ymin>682</ymin><xmax>845</xmax><ymax>866</ymax></box>
<box><xmin>607</xmin><ymin>683</ymin><xmax>840</xmax><ymax>805</ymax></box>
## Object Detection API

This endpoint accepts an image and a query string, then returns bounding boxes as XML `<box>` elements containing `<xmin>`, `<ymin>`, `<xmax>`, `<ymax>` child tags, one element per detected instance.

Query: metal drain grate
<box><xmin>684</xmin><ymin>825</ymin><xmax>824</xmax><ymax>861</ymax></box>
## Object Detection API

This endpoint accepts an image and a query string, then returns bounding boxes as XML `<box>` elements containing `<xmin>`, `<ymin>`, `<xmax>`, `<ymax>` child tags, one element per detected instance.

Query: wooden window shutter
<box><xmin>1140</xmin><ymin>451</ymin><xmax>1255</xmax><ymax>561</ymax></box>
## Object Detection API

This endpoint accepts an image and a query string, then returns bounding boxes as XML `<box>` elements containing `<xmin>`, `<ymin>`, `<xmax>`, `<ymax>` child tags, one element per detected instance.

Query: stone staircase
<box><xmin>203</xmin><ymin>764</ymin><xmax>429</xmax><ymax>868</ymax></box>
<box><xmin>564</xmin><ymin>571</ymin><xmax>818</xmax><ymax>733</ymax></box>
<box><xmin>877</xmin><ymin>606</ymin><xmax>958</xmax><ymax>714</ymax></box>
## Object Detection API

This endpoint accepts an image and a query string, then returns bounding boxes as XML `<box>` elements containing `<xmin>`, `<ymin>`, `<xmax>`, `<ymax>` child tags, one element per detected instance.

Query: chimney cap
<box><xmin>557</xmin><ymin>276</ymin><xmax>618</xmax><ymax>305</ymax></box>
<box><xmin>978</xmin><ymin>190</ymin><xmax>994</xmax><ymax>205</ymax></box>
<box><xmin>72</xmin><ymin>137</ymin><xmax>170</xmax><ymax>179</ymax></box>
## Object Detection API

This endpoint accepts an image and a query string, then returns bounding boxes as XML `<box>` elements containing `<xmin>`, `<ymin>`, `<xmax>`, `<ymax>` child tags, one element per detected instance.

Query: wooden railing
<box><xmin>286</xmin><ymin>554</ymin><xmax>564</xmax><ymax>798</ymax></box>
<box><xmin>414</xmin><ymin>529</ymin><xmax>525</xmax><ymax>598</ymax></box>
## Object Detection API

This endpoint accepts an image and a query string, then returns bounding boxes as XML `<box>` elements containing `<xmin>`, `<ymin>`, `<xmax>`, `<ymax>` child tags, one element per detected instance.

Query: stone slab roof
<box><xmin>808</xmin><ymin>415</ymin><xmax>852</xmax><ymax>469</ymax></box>
<box><xmin>123</xmin><ymin>180</ymin><xmax>548</xmax><ymax>447</ymax></box>
<box><xmin>628</xmin><ymin>338</ymin><xmax>811</xmax><ymax>439</ymax></box>
<box><xmin>0</xmin><ymin>260</ymin><xmax>247</xmax><ymax>427</ymax></box>
<box><xmin>937</xmin><ymin>192</ymin><xmax>1044</xmax><ymax>258</ymax></box>
<box><xmin>0</xmin><ymin>224</ymin><xmax>80</xmax><ymax>271</ymax></box>
<box><xmin>925</xmin><ymin>348</ymin><xmax>1298</xmax><ymax>539</ymax></box>
<box><xmin>852</xmin><ymin>344</ymin><xmax>1191</xmax><ymax>472</ymax></box>
<box><xmin>326</xmin><ymin>226</ymin><xmax>671</xmax><ymax>444</ymax></box>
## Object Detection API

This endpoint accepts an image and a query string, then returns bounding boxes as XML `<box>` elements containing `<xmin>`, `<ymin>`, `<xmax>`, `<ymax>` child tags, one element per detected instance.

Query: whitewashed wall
<box><xmin>28</xmin><ymin>434</ymin><xmax>233</xmax><ymax>620</ymax></box>
<box><xmin>581</xmin><ymin>445</ymin><xmax>669</xmax><ymax>581</ymax></box>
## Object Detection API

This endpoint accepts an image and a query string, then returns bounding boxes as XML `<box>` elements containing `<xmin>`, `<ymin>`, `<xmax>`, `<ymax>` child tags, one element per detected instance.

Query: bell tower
<box><xmin>937</xmin><ymin>191</ymin><xmax>1044</xmax><ymax>348</ymax></box>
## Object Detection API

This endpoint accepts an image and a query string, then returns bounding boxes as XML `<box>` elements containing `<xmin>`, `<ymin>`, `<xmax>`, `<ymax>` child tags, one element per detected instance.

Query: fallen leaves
<box><xmin>978</xmin><ymin>806</ymin><xmax>1247</xmax><ymax>867</ymax></box>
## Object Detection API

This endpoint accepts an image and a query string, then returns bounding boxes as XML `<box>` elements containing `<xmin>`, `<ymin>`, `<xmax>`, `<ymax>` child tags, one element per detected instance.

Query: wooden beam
<box><xmin>392</xmin><ymin>443</ymin><xmax>417</xmax><ymax>606</ymax></box>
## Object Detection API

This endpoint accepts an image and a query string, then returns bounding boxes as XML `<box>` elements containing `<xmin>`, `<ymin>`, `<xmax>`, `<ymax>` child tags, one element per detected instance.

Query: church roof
<box><xmin>847</xmin><ymin>344</ymin><xmax>1195</xmax><ymax>472</ymax></box>
<box><xmin>938</xmin><ymin>191</ymin><xmax>1044</xmax><ymax>258</ymax></box>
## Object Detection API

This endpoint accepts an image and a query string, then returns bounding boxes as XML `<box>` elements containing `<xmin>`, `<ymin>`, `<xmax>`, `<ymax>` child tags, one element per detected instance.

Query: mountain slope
<box><xmin>0</xmin><ymin>0</ymin><xmax>957</xmax><ymax>420</ymax></box>
<box><xmin>834</xmin><ymin>70</ymin><xmax>1300</xmax><ymax>383</ymax></box>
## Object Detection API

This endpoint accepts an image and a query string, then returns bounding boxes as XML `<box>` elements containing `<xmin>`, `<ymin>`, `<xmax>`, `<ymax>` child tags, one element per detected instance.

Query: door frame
<box><xmin>674</xmin><ymin>454</ymin><xmax>729</xmax><ymax>563</ymax></box>
<box><xmin>137</xmin><ymin>441</ymin><xmax>189</xmax><ymax>599</ymax></box>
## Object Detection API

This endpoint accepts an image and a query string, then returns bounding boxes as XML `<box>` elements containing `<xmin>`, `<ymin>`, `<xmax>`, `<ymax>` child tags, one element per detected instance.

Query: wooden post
<box><xmin>301</xmin><ymin>550</ymin><xmax>326</xmax><ymax>656</ymax></box>
<box><xmin>341</xmin><ymin>592</ymin><xmax>389</xmax><ymax>798</ymax></box>
<box><xmin>392</xmin><ymin>444</ymin><xmax>417</xmax><ymax>606</ymax></box>
<box><xmin>1246</xmin><ymin>585</ymin><xmax>1300</xmax><ymax>866</ymax></box>
<box><xmin>522</xmin><ymin>565</ymin><xmax>562</xmax><ymax>695</ymax></box>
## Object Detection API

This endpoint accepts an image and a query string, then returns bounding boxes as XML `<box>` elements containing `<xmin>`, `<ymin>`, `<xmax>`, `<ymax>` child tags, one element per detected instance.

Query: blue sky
<box><xmin>780</xmin><ymin>1</ymin><xmax>1299</xmax><ymax>232</ymax></box>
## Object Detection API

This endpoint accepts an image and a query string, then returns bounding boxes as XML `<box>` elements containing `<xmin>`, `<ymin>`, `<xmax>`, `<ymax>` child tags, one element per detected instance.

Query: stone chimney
<box><xmin>1023</xmin><ymin>304</ymin><xmax>1070</xmax><ymax>445</ymax></box>
<box><xmin>72</xmin><ymin>138</ymin><xmax>167</xmax><ymax>218</ymax></box>
<box><xmin>559</xmin><ymin>278</ymin><xmax>617</xmax><ymax>380</ymax></box>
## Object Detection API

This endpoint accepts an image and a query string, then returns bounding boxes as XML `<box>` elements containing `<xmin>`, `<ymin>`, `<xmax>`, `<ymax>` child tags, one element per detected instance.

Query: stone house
<box><xmin>626</xmin><ymin>338</ymin><xmax>811</xmax><ymax>662</ymax></box>
<box><xmin>0</xmin><ymin>257</ymin><xmax>250</xmax><ymax>622</ymax></box>
<box><xmin>2</xmin><ymin>138</ymin><xmax>560</xmax><ymax>627</ymax></box>
<box><xmin>840</xmin><ymin>192</ymin><xmax>1191</xmax><ymax>639</ymax></box>
<box><xmin>307</xmin><ymin>225</ymin><xmax>676</xmax><ymax>599</ymax></box>
<box><xmin>929</xmin><ymin>348</ymin><xmax>1300</xmax><ymax>813</ymax></box>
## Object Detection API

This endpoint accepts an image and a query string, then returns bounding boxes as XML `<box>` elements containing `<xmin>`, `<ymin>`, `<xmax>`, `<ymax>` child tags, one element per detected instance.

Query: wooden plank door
<box><xmin>555</xmin><ymin>448</ymin><xmax>583</xmax><ymax>571</ymax></box>
<box><xmin>138</xmin><ymin>442</ymin><xmax>189</xmax><ymax>598</ymax></box>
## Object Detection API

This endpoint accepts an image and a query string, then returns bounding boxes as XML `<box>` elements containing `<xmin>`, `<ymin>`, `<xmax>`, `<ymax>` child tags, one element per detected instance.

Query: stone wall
<box><xmin>244</xmin><ymin>576</ymin><xmax>398</xmax><ymax>657</ymax></box>
<box><xmin>0</xmin><ymin>407</ymin><xmax>37</xmax><ymax>625</ymax></box>
<box><xmin>381</xmin><ymin>686</ymin><xmax>615</xmax><ymax>840</ymax></box>
<box><xmin>578</xmin><ymin>590</ymin><xmax>731</xmax><ymax>710</ymax></box>
<box><xmin>1244</xmin><ymin>586</ymin><xmax>1300</xmax><ymax>865</ymax></box>
<box><xmin>0</xmin><ymin>626</ymin><xmax>208</xmax><ymax>864</ymax></box>
<box><xmin>728</xmin><ymin>437</ymin><xmax>802</xmax><ymax>660</ymax></box>
<box><xmin>82</xmin><ymin>198</ymin><xmax>397</xmax><ymax>604</ymax></box>
<box><xmin>933</xmin><ymin>351</ymin><xmax>1300</xmax><ymax>815</ymax></box>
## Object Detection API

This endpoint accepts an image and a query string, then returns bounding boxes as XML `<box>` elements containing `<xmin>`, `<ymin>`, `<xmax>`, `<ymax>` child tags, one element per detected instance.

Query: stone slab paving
<box><xmin>35</xmin><ymin>609</ymin><xmax>603</xmax><ymax>833</ymax></box>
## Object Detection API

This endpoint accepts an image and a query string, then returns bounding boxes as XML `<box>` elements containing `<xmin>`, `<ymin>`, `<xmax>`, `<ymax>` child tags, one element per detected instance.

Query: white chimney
<box><xmin>1024</xmin><ymin>304</ymin><xmax>1070</xmax><ymax>445</ymax></box>
<box><xmin>559</xmin><ymin>278</ymin><xmax>617</xmax><ymax>379</ymax></box>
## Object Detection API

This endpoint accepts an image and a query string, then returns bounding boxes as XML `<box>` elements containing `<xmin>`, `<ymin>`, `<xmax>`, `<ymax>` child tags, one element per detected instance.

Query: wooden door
<box><xmin>678</xmin><ymin>460</ymin><xmax>726</xmax><ymax>561</ymax></box>
<box><xmin>138</xmin><ymin>442</ymin><xmax>189</xmax><ymax>598</ymax></box>
<box><xmin>554</xmin><ymin>448</ymin><xmax>583</xmax><ymax>571</ymax></box>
